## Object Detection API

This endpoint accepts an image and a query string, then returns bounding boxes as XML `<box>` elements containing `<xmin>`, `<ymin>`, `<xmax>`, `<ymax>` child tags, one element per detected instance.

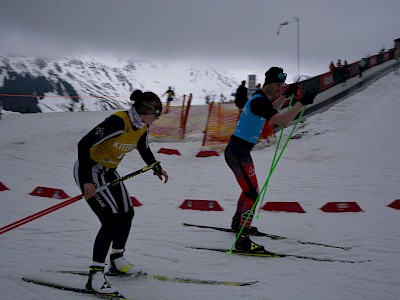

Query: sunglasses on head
<box><xmin>278</xmin><ymin>73</ymin><xmax>287</xmax><ymax>80</ymax></box>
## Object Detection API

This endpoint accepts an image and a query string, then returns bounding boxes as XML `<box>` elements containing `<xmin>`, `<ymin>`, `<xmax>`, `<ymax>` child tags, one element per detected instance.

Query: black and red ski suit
<box><xmin>225</xmin><ymin>90</ymin><xmax>278</xmax><ymax>228</ymax></box>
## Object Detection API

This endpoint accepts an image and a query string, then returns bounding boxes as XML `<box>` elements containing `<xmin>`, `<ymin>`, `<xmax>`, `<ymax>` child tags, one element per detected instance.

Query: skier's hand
<box><xmin>153</xmin><ymin>163</ymin><xmax>169</xmax><ymax>183</ymax></box>
<box><xmin>283</xmin><ymin>82</ymin><xmax>299</xmax><ymax>98</ymax></box>
<box><xmin>156</xmin><ymin>169</ymin><xmax>169</xmax><ymax>183</ymax></box>
<box><xmin>83</xmin><ymin>183</ymin><xmax>96</xmax><ymax>200</ymax></box>
<box><xmin>299</xmin><ymin>91</ymin><xmax>317</xmax><ymax>105</ymax></box>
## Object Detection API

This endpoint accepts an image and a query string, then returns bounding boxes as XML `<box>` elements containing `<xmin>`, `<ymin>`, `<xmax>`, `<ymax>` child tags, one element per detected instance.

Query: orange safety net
<box><xmin>202</xmin><ymin>103</ymin><xmax>275</xmax><ymax>150</ymax></box>
<box><xmin>202</xmin><ymin>103</ymin><xmax>239</xmax><ymax>150</ymax></box>
<box><xmin>150</xmin><ymin>95</ymin><xmax>192</xmax><ymax>140</ymax></box>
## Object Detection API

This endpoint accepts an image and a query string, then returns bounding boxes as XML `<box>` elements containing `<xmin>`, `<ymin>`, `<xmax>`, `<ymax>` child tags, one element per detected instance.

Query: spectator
<box><xmin>329</xmin><ymin>61</ymin><xmax>336</xmax><ymax>73</ymax></box>
<box><xmin>220</xmin><ymin>93</ymin><xmax>226</xmax><ymax>103</ymax></box>
<box><xmin>329</xmin><ymin>61</ymin><xmax>337</xmax><ymax>82</ymax></box>
<box><xmin>336</xmin><ymin>59</ymin><xmax>344</xmax><ymax>83</ymax></box>
<box><xmin>359</xmin><ymin>58</ymin><xmax>367</xmax><ymax>77</ymax></box>
<box><xmin>234</xmin><ymin>80</ymin><xmax>248</xmax><ymax>111</ymax></box>
<box><xmin>343</xmin><ymin>60</ymin><xmax>350</xmax><ymax>83</ymax></box>
<box><xmin>378</xmin><ymin>47</ymin><xmax>385</xmax><ymax>63</ymax></box>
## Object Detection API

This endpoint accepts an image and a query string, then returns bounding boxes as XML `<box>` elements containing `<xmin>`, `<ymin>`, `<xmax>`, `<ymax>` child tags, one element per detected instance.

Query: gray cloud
<box><xmin>1</xmin><ymin>0</ymin><xmax>399</xmax><ymax>80</ymax></box>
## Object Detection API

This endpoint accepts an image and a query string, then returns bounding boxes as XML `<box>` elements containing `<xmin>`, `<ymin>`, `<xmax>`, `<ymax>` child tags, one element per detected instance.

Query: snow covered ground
<box><xmin>0</xmin><ymin>71</ymin><xmax>399</xmax><ymax>300</ymax></box>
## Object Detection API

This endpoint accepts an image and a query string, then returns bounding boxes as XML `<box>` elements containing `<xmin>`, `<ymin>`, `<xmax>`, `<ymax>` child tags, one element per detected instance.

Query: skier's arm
<box><xmin>271</xmin><ymin>94</ymin><xmax>287</xmax><ymax>110</ymax></box>
<box><xmin>250</xmin><ymin>94</ymin><xmax>302</xmax><ymax>128</ymax></box>
<box><xmin>270</xmin><ymin>91</ymin><xmax>316</xmax><ymax>128</ymax></box>
<box><xmin>250</xmin><ymin>96</ymin><xmax>279</xmax><ymax>120</ymax></box>
<box><xmin>137</xmin><ymin>132</ymin><xmax>169</xmax><ymax>183</ymax></box>
<box><xmin>269</xmin><ymin>102</ymin><xmax>304</xmax><ymax>128</ymax></box>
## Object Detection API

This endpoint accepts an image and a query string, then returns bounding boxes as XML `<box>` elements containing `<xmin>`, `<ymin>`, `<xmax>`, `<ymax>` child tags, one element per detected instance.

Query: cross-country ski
<box><xmin>187</xmin><ymin>246</ymin><xmax>370</xmax><ymax>263</ymax></box>
<box><xmin>22</xmin><ymin>277</ymin><xmax>129</xmax><ymax>300</ymax></box>
<box><xmin>43</xmin><ymin>269</ymin><xmax>258</xmax><ymax>287</ymax></box>
<box><xmin>183</xmin><ymin>223</ymin><xmax>352</xmax><ymax>250</ymax></box>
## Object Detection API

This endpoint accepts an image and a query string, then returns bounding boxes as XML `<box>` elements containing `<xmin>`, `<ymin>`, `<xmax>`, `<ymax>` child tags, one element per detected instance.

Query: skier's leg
<box><xmin>225</xmin><ymin>141</ymin><xmax>259</xmax><ymax>229</ymax></box>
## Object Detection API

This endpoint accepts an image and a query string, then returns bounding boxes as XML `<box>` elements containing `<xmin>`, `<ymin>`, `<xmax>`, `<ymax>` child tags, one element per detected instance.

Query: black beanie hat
<box><xmin>264</xmin><ymin>67</ymin><xmax>286</xmax><ymax>85</ymax></box>
<box><xmin>130</xmin><ymin>90</ymin><xmax>162</xmax><ymax>116</ymax></box>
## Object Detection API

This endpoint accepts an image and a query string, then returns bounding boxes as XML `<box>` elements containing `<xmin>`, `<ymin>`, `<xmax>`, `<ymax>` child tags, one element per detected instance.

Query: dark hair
<box><xmin>264</xmin><ymin>67</ymin><xmax>286</xmax><ymax>85</ymax></box>
<box><xmin>130</xmin><ymin>89</ymin><xmax>143</xmax><ymax>105</ymax></box>
<box><xmin>130</xmin><ymin>89</ymin><xmax>162</xmax><ymax>115</ymax></box>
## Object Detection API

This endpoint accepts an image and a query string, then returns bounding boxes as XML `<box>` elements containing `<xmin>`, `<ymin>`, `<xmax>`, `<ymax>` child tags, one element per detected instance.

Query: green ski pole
<box><xmin>256</xmin><ymin>106</ymin><xmax>307</xmax><ymax>217</ymax></box>
<box><xmin>256</xmin><ymin>94</ymin><xmax>295</xmax><ymax>218</ymax></box>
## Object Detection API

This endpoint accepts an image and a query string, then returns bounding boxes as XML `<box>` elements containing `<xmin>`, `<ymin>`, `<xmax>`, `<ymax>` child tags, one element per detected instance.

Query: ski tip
<box><xmin>223</xmin><ymin>280</ymin><xmax>259</xmax><ymax>286</ymax></box>
<box><xmin>100</xmin><ymin>292</ymin><xmax>129</xmax><ymax>300</ymax></box>
<box><xmin>115</xmin><ymin>294</ymin><xmax>129</xmax><ymax>300</ymax></box>
<box><xmin>241</xmin><ymin>280</ymin><xmax>259</xmax><ymax>286</ymax></box>
<box><xmin>93</xmin><ymin>292</ymin><xmax>130</xmax><ymax>300</ymax></box>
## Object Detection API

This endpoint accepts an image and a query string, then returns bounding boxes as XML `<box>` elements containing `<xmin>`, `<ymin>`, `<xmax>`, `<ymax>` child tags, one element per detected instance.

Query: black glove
<box><xmin>153</xmin><ymin>163</ymin><xmax>163</xmax><ymax>176</ymax></box>
<box><xmin>283</xmin><ymin>83</ymin><xmax>299</xmax><ymax>97</ymax></box>
<box><xmin>299</xmin><ymin>91</ymin><xmax>317</xmax><ymax>105</ymax></box>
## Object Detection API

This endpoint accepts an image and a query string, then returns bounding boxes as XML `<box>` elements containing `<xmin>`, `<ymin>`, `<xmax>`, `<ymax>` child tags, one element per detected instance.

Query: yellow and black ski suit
<box><xmin>73</xmin><ymin>109</ymin><xmax>158</xmax><ymax>264</ymax></box>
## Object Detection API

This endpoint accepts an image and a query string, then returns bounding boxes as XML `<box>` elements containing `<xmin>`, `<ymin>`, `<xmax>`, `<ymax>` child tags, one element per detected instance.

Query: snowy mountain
<box><xmin>0</xmin><ymin>56</ymin><xmax>240</xmax><ymax>112</ymax></box>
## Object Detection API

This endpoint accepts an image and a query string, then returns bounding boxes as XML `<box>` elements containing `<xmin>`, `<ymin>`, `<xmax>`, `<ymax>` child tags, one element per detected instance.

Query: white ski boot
<box><xmin>86</xmin><ymin>265</ymin><xmax>118</xmax><ymax>294</ymax></box>
<box><xmin>109</xmin><ymin>251</ymin><xmax>146</xmax><ymax>277</ymax></box>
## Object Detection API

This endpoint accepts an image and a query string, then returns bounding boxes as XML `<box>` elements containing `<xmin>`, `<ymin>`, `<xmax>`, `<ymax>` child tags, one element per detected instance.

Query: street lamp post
<box><xmin>0</xmin><ymin>98</ymin><xmax>3</xmax><ymax>120</ymax></box>
<box><xmin>277</xmin><ymin>17</ymin><xmax>300</xmax><ymax>80</ymax></box>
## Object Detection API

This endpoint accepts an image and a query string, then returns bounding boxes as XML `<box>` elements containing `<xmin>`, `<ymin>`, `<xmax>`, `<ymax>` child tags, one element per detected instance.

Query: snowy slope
<box><xmin>0</xmin><ymin>72</ymin><xmax>399</xmax><ymax>300</ymax></box>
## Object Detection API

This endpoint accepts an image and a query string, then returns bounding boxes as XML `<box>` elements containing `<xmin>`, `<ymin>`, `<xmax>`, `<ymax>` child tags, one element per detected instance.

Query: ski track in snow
<box><xmin>0</xmin><ymin>73</ymin><xmax>400</xmax><ymax>300</ymax></box>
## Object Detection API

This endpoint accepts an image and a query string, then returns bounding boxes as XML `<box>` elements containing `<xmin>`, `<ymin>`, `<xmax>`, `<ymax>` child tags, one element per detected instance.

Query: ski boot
<box><xmin>109</xmin><ymin>251</ymin><xmax>146</xmax><ymax>277</ymax></box>
<box><xmin>234</xmin><ymin>232</ymin><xmax>265</xmax><ymax>253</ymax></box>
<box><xmin>86</xmin><ymin>265</ymin><xmax>118</xmax><ymax>294</ymax></box>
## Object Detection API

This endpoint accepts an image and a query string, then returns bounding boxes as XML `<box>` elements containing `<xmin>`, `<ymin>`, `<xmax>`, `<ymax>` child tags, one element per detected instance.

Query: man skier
<box><xmin>225</xmin><ymin>67</ymin><xmax>317</xmax><ymax>253</ymax></box>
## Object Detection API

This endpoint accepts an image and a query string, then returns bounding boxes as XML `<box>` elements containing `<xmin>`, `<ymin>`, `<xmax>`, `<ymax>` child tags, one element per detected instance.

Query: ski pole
<box><xmin>0</xmin><ymin>195</ymin><xmax>83</xmax><ymax>235</ymax></box>
<box><xmin>256</xmin><ymin>94</ymin><xmax>295</xmax><ymax>218</ymax></box>
<box><xmin>255</xmin><ymin>106</ymin><xmax>306</xmax><ymax>217</ymax></box>
<box><xmin>0</xmin><ymin>161</ymin><xmax>160</xmax><ymax>235</ymax></box>
<box><xmin>95</xmin><ymin>161</ymin><xmax>160</xmax><ymax>192</ymax></box>
<box><xmin>256</xmin><ymin>94</ymin><xmax>299</xmax><ymax>217</ymax></box>
<box><xmin>256</xmin><ymin>81</ymin><xmax>301</xmax><ymax>214</ymax></box>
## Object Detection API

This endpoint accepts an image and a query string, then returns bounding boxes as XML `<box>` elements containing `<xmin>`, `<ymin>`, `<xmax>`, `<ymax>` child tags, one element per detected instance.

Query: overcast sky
<box><xmin>1</xmin><ymin>0</ymin><xmax>399</xmax><ymax>81</ymax></box>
